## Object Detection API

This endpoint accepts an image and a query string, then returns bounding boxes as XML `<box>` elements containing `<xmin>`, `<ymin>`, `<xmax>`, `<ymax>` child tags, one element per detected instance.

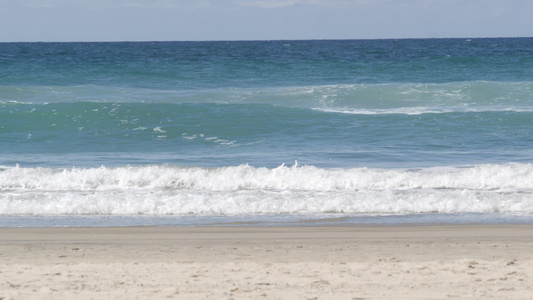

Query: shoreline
<box><xmin>3</xmin><ymin>212</ymin><xmax>533</xmax><ymax>228</ymax></box>
<box><xmin>2</xmin><ymin>225</ymin><xmax>533</xmax><ymax>299</ymax></box>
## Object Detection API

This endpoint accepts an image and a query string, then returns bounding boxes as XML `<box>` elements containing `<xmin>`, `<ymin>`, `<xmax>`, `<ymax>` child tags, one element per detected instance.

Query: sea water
<box><xmin>1</xmin><ymin>38</ymin><xmax>533</xmax><ymax>227</ymax></box>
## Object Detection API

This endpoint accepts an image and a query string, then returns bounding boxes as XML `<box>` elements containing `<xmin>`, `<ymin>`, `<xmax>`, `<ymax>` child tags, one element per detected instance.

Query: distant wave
<box><xmin>2</xmin><ymin>163</ymin><xmax>532</xmax><ymax>216</ymax></box>
<box><xmin>314</xmin><ymin>106</ymin><xmax>533</xmax><ymax>115</ymax></box>
<box><xmin>2</xmin><ymin>81</ymin><xmax>533</xmax><ymax>112</ymax></box>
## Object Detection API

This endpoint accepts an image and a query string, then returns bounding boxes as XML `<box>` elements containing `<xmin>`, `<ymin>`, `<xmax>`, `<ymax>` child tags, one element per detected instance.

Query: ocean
<box><xmin>1</xmin><ymin>38</ymin><xmax>533</xmax><ymax>227</ymax></box>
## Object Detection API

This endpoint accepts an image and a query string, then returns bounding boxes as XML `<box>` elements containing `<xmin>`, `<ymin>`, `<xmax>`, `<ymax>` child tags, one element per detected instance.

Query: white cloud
<box><xmin>234</xmin><ymin>0</ymin><xmax>319</xmax><ymax>9</ymax></box>
<box><xmin>118</xmin><ymin>0</ymin><xmax>212</xmax><ymax>9</ymax></box>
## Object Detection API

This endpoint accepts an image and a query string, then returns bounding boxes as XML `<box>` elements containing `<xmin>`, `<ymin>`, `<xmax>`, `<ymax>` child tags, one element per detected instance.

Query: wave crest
<box><xmin>2</xmin><ymin>163</ymin><xmax>533</xmax><ymax>215</ymax></box>
<box><xmin>2</xmin><ymin>81</ymin><xmax>533</xmax><ymax>115</ymax></box>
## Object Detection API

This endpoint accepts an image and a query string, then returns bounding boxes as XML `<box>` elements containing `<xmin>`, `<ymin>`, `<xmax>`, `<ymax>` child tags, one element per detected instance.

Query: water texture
<box><xmin>1</xmin><ymin>38</ymin><xmax>533</xmax><ymax>226</ymax></box>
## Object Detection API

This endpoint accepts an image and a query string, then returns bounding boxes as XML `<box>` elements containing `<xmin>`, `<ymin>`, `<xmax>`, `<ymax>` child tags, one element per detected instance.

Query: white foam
<box><xmin>1</xmin><ymin>163</ymin><xmax>533</xmax><ymax>215</ymax></box>
<box><xmin>181</xmin><ymin>134</ymin><xmax>238</xmax><ymax>146</ymax></box>
<box><xmin>313</xmin><ymin>106</ymin><xmax>533</xmax><ymax>115</ymax></box>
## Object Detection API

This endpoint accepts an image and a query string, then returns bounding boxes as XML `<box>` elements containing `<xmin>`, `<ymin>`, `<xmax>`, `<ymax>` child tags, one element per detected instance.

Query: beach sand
<box><xmin>1</xmin><ymin>225</ymin><xmax>532</xmax><ymax>299</ymax></box>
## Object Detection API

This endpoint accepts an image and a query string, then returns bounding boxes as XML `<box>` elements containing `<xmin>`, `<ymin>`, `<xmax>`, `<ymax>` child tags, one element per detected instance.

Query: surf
<box><xmin>2</xmin><ymin>163</ymin><xmax>533</xmax><ymax>216</ymax></box>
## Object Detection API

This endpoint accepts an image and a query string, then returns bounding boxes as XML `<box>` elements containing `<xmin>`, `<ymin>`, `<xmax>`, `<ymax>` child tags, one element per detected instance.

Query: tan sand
<box><xmin>1</xmin><ymin>225</ymin><xmax>532</xmax><ymax>299</ymax></box>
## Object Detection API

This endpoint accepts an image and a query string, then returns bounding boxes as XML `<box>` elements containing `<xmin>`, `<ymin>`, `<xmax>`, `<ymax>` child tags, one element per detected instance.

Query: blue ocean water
<box><xmin>1</xmin><ymin>38</ymin><xmax>533</xmax><ymax>227</ymax></box>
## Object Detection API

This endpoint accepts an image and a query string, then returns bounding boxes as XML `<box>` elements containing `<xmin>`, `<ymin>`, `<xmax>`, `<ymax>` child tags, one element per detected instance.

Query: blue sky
<box><xmin>1</xmin><ymin>0</ymin><xmax>532</xmax><ymax>42</ymax></box>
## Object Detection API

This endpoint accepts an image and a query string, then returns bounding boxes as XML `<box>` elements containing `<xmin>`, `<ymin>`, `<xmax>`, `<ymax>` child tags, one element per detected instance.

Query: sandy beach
<box><xmin>1</xmin><ymin>225</ymin><xmax>532</xmax><ymax>299</ymax></box>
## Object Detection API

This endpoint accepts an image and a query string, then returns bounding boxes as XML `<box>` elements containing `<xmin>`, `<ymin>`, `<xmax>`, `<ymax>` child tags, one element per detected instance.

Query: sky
<box><xmin>1</xmin><ymin>0</ymin><xmax>533</xmax><ymax>42</ymax></box>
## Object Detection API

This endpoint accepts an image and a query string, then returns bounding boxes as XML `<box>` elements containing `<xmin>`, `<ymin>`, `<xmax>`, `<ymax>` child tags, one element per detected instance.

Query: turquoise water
<box><xmin>1</xmin><ymin>38</ymin><xmax>533</xmax><ymax>226</ymax></box>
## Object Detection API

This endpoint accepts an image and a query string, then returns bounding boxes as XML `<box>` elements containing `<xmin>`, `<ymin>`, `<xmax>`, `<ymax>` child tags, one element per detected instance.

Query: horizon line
<box><xmin>1</xmin><ymin>36</ymin><xmax>532</xmax><ymax>44</ymax></box>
